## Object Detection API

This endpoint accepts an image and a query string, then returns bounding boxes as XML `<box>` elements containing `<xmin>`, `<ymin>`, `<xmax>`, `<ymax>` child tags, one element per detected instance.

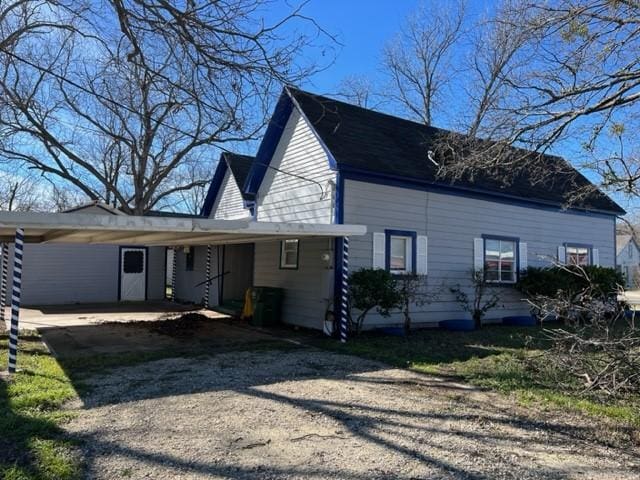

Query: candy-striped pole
<box><xmin>1</xmin><ymin>243</ymin><xmax>7</xmax><ymax>329</ymax></box>
<box><xmin>8</xmin><ymin>229</ymin><xmax>24</xmax><ymax>374</ymax></box>
<box><xmin>340</xmin><ymin>236</ymin><xmax>349</xmax><ymax>343</ymax></box>
<box><xmin>171</xmin><ymin>247</ymin><xmax>177</xmax><ymax>302</ymax></box>
<box><xmin>204</xmin><ymin>245</ymin><xmax>211</xmax><ymax>308</ymax></box>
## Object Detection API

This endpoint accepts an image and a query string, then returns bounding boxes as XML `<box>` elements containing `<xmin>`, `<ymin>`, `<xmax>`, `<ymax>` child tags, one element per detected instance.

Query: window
<box><xmin>280</xmin><ymin>239</ymin><xmax>299</xmax><ymax>269</ymax></box>
<box><xmin>384</xmin><ymin>230</ymin><xmax>416</xmax><ymax>274</ymax></box>
<box><xmin>484</xmin><ymin>237</ymin><xmax>517</xmax><ymax>283</ymax></box>
<box><xmin>186</xmin><ymin>248</ymin><xmax>195</xmax><ymax>271</ymax></box>
<box><xmin>565</xmin><ymin>244</ymin><xmax>591</xmax><ymax>266</ymax></box>
<box><xmin>629</xmin><ymin>244</ymin><xmax>633</xmax><ymax>260</ymax></box>
<box><xmin>123</xmin><ymin>251</ymin><xmax>144</xmax><ymax>273</ymax></box>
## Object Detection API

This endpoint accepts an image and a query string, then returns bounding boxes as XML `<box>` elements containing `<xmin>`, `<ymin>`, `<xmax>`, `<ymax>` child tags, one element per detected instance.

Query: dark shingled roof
<box><xmin>287</xmin><ymin>87</ymin><xmax>624</xmax><ymax>215</ymax></box>
<box><xmin>223</xmin><ymin>152</ymin><xmax>254</xmax><ymax>196</ymax></box>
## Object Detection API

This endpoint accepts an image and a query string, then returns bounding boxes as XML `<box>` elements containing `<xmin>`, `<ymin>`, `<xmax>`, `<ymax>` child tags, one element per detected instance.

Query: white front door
<box><xmin>120</xmin><ymin>247</ymin><xmax>146</xmax><ymax>301</ymax></box>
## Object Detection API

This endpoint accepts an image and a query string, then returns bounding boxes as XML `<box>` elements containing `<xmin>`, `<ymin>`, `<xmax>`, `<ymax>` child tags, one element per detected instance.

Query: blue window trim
<box><xmin>563</xmin><ymin>242</ymin><xmax>593</xmax><ymax>265</ymax></box>
<box><xmin>385</xmin><ymin>229</ymin><xmax>417</xmax><ymax>274</ymax></box>
<box><xmin>279</xmin><ymin>239</ymin><xmax>300</xmax><ymax>270</ymax></box>
<box><xmin>482</xmin><ymin>234</ymin><xmax>520</xmax><ymax>285</ymax></box>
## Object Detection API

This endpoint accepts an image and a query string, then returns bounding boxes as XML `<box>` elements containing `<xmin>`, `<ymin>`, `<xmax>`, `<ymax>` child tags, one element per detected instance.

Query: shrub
<box><xmin>450</xmin><ymin>270</ymin><xmax>502</xmax><ymax>329</ymax></box>
<box><xmin>348</xmin><ymin>268</ymin><xmax>400</xmax><ymax>335</ymax></box>
<box><xmin>516</xmin><ymin>266</ymin><xmax>623</xmax><ymax>300</ymax></box>
<box><xmin>394</xmin><ymin>273</ymin><xmax>436</xmax><ymax>334</ymax></box>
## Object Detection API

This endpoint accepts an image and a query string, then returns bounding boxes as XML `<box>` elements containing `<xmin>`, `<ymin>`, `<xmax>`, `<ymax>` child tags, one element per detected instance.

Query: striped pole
<box><xmin>204</xmin><ymin>245</ymin><xmax>211</xmax><ymax>308</ymax></box>
<box><xmin>340</xmin><ymin>236</ymin><xmax>349</xmax><ymax>343</ymax></box>
<box><xmin>8</xmin><ymin>228</ymin><xmax>24</xmax><ymax>374</ymax></box>
<box><xmin>0</xmin><ymin>243</ymin><xmax>7</xmax><ymax>329</ymax></box>
<box><xmin>171</xmin><ymin>247</ymin><xmax>177</xmax><ymax>302</ymax></box>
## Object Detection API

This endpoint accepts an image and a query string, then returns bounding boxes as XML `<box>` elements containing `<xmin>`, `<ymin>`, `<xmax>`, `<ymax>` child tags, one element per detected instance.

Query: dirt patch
<box><xmin>104</xmin><ymin>312</ymin><xmax>212</xmax><ymax>337</ymax></box>
<box><xmin>64</xmin><ymin>349</ymin><xmax>640</xmax><ymax>480</ymax></box>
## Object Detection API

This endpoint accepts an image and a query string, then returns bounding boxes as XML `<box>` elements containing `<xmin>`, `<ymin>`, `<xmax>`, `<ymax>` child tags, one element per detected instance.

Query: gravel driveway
<box><xmin>65</xmin><ymin>348</ymin><xmax>639</xmax><ymax>480</ymax></box>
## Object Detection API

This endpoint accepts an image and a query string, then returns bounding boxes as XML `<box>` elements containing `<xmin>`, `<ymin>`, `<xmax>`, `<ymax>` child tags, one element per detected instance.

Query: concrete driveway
<box><xmin>5</xmin><ymin>301</ymin><xmax>205</xmax><ymax>330</ymax></box>
<box><xmin>63</xmin><ymin>348</ymin><xmax>640</xmax><ymax>480</ymax></box>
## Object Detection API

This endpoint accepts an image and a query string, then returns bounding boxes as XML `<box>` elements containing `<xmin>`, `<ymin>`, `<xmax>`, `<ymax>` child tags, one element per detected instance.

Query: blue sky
<box><xmin>279</xmin><ymin>0</ymin><xmax>491</xmax><ymax>94</ymax></box>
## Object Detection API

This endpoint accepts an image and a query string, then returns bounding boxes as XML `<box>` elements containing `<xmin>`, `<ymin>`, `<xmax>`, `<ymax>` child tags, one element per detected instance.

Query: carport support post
<box><xmin>339</xmin><ymin>236</ymin><xmax>349</xmax><ymax>343</ymax></box>
<box><xmin>0</xmin><ymin>242</ymin><xmax>7</xmax><ymax>327</ymax></box>
<box><xmin>7</xmin><ymin>228</ymin><xmax>24</xmax><ymax>374</ymax></box>
<box><xmin>204</xmin><ymin>245</ymin><xmax>211</xmax><ymax>308</ymax></box>
<box><xmin>171</xmin><ymin>247</ymin><xmax>177</xmax><ymax>302</ymax></box>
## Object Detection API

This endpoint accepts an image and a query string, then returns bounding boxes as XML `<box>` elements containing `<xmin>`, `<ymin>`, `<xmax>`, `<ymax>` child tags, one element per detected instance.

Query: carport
<box><xmin>0</xmin><ymin>211</ymin><xmax>366</xmax><ymax>373</ymax></box>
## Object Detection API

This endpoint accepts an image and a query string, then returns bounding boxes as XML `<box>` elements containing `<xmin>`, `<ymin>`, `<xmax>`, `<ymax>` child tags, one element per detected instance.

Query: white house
<box><xmin>176</xmin><ymin>87</ymin><xmax>624</xmax><ymax>330</ymax></box>
<box><xmin>617</xmin><ymin>234</ymin><xmax>640</xmax><ymax>288</ymax></box>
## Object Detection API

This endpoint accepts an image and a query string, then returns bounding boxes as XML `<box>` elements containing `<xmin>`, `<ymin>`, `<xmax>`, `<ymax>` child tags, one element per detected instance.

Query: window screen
<box><xmin>123</xmin><ymin>250</ymin><xmax>144</xmax><ymax>273</ymax></box>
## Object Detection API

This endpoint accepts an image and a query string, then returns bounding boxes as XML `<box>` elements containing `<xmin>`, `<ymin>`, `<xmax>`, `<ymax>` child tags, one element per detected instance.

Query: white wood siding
<box><xmin>173</xmin><ymin>244</ymin><xmax>253</xmax><ymax>305</ymax></box>
<box><xmin>253</xmin><ymin>238</ymin><xmax>334</xmax><ymax>329</ymax></box>
<box><xmin>256</xmin><ymin>108</ymin><xmax>336</xmax><ymax>223</ymax></box>
<box><xmin>174</xmin><ymin>245</ymin><xmax>219</xmax><ymax>306</ymax></box>
<box><xmin>616</xmin><ymin>240</ymin><xmax>640</xmax><ymax>288</ymax></box>
<box><xmin>12</xmin><ymin>244</ymin><xmax>165</xmax><ymax>305</ymax></box>
<box><xmin>211</xmin><ymin>170</ymin><xmax>250</xmax><ymax>220</ymax></box>
<box><xmin>344</xmin><ymin>179</ymin><xmax>616</xmax><ymax>327</ymax></box>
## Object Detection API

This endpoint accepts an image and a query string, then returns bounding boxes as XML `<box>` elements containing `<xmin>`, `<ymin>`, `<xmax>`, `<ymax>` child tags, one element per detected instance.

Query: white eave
<box><xmin>0</xmin><ymin>212</ymin><xmax>366</xmax><ymax>246</ymax></box>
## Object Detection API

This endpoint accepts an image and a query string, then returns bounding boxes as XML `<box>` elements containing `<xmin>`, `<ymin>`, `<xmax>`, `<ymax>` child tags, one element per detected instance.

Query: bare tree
<box><xmin>335</xmin><ymin>75</ymin><xmax>384</xmax><ymax>109</ymax></box>
<box><xmin>462</xmin><ymin>2</ymin><xmax>531</xmax><ymax>138</ymax></box>
<box><xmin>493</xmin><ymin>0</ymin><xmax>640</xmax><ymax>148</ymax></box>
<box><xmin>159</xmin><ymin>158</ymin><xmax>215</xmax><ymax>214</ymax></box>
<box><xmin>0</xmin><ymin>1</ymin><xmax>334</xmax><ymax>214</ymax></box>
<box><xmin>381</xmin><ymin>0</ymin><xmax>466</xmax><ymax>125</ymax></box>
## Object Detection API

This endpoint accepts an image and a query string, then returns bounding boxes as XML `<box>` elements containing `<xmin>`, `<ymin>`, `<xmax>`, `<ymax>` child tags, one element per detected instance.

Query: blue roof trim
<box><xmin>340</xmin><ymin>167</ymin><xmax>619</xmax><ymax>219</ymax></box>
<box><xmin>244</xmin><ymin>92</ymin><xmax>294</xmax><ymax>196</ymax></box>
<box><xmin>200</xmin><ymin>158</ymin><xmax>228</xmax><ymax>217</ymax></box>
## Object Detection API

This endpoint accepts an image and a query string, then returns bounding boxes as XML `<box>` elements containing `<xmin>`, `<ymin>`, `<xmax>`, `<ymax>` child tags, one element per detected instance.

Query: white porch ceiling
<box><xmin>0</xmin><ymin>212</ymin><xmax>366</xmax><ymax>246</ymax></box>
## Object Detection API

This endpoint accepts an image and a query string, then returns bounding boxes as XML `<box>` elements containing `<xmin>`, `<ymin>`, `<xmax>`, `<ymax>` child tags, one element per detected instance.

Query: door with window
<box><xmin>120</xmin><ymin>247</ymin><xmax>147</xmax><ymax>301</ymax></box>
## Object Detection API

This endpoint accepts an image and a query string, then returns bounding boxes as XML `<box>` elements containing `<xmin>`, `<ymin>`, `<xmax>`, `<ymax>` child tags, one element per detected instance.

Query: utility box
<box><xmin>250</xmin><ymin>286</ymin><xmax>284</xmax><ymax>327</ymax></box>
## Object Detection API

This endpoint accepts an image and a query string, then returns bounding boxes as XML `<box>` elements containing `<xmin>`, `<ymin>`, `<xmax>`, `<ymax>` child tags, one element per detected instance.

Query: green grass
<box><xmin>0</xmin><ymin>333</ymin><xmax>80</xmax><ymax>480</ymax></box>
<box><xmin>314</xmin><ymin>324</ymin><xmax>640</xmax><ymax>427</ymax></box>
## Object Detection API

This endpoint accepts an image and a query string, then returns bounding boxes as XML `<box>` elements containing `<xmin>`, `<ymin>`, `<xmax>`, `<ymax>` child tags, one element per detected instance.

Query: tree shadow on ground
<box><xmin>66</xmin><ymin>356</ymin><xmax>640</xmax><ymax>480</ymax></box>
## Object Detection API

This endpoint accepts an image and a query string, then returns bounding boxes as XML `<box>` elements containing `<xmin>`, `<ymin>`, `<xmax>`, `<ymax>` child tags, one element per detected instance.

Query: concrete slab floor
<box><xmin>2</xmin><ymin>301</ymin><xmax>219</xmax><ymax>330</ymax></box>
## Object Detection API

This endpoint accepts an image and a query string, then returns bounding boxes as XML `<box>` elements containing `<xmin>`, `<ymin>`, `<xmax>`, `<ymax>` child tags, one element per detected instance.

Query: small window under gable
<box><xmin>280</xmin><ymin>239</ymin><xmax>299</xmax><ymax>269</ymax></box>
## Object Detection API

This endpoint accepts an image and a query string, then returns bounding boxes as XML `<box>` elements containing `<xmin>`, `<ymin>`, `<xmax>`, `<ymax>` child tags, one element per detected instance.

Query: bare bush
<box><xmin>529</xmin><ymin>271</ymin><xmax>640</xmax><ymax>396</ymax></box>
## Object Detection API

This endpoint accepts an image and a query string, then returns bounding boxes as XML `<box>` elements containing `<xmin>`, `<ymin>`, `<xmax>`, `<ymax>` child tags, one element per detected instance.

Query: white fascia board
<box><xmin>0</xmin><ymin>212</ymin><xmax>366</xmax><ymax>245</ymax></box>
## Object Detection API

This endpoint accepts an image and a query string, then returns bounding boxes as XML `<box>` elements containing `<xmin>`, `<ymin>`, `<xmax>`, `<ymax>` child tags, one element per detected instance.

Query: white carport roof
<box><xmin>0</xmin><ymin>212</ymin><xmax>366</xmax><ymax>246</ymax></box>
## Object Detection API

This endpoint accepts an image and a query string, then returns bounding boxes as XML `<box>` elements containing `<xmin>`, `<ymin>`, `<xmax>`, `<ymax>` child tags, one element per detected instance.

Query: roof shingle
<box><xmin>287</xmin><ymin>87</ymin><xmax>624</xmax><ymax>215</ymax></box>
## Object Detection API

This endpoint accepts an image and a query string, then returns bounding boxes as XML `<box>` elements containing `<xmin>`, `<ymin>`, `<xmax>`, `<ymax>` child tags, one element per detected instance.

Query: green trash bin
<box><xmin>250</xmin><ymin>286</ymin><xmax>284</xmax><ymax>327</ymax></box>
